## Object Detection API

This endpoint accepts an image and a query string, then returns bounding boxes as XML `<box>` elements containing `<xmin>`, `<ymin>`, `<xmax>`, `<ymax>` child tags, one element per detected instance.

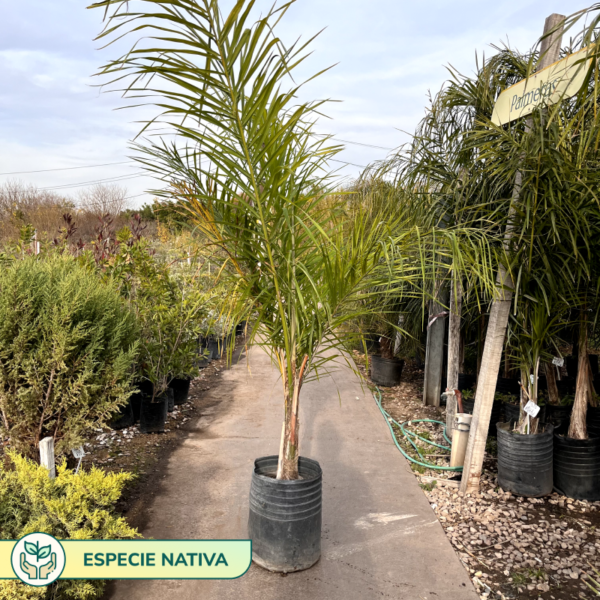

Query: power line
<box><xmin>40</xmin><ymin>173</ymin><xmax>147</xmax><ymax>192</ymax></box>
<box><xmin>0</xmin><ymin>135</ymin><xmax>395</xmax><ymax>177</ymax></box>
<box><xmin>0</xmin><ymin>161</ymin><xmax>136</xmax><ymax>176</ymax></box>
<box><xmin>330</xmin><ymin>159</ymin><xmax>370</xmax><ymax>169</ymax></box>
<box><xmin>314</xmin><ymin>134</ymin><xmax>395</xmax><ymax>151</ymax></box>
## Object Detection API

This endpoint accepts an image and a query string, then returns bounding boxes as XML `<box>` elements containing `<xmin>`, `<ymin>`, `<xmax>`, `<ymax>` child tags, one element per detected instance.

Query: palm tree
<box><xmin>90</xmin><ymin>0</ymin><xmax>441</xmax><ymax>480</ymax></box>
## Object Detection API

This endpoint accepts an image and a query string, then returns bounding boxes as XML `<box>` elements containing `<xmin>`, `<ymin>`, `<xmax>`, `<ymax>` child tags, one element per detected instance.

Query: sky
<box><xmin>0</xmin><ymin>0</ymin><xmax>595</xmax><ymax>208</ymax></box>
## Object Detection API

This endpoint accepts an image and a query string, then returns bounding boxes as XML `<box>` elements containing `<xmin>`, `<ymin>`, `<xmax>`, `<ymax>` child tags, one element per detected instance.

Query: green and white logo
<box><xmin>11</xmin><ymin>533</ymin><xmax>66</xmax><ymax>586</ymax></box>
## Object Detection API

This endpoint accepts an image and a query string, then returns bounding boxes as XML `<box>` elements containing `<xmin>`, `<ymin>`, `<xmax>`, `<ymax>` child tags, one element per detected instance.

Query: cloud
<box><xmin>0</xmin><ymin>0</ymin><xmax>596</xmax><ymax>201</ymax></box>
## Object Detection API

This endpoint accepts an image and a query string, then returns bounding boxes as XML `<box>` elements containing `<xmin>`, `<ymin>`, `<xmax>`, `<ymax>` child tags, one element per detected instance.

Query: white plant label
<box><xmin>72</xmin><ymin>446</ymin><xmax>85</xmax><ymax>459</ymax></box>
<box><xmin>524</xmin><ymin>401</ymin><xmax>541</xmax><ymax>418</ymax></box>
<box><xmin>530</xmin><ymin>374</ymin><xmax>535</xmax><ymax>384</ymax></box>
<box><xmin>552</xmin><ymin>356</ymin><xmax>565</xmax><ymax>367</ymax></box>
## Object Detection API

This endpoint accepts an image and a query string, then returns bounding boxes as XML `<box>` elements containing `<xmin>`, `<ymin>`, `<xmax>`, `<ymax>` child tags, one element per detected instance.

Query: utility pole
<box><xmin>460</xmin><ymin>13</ymin><xmax>566</xmax><ymax>494</ymax></box>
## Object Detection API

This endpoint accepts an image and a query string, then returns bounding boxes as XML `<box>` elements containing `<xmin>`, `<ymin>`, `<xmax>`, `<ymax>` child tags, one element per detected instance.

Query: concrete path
<box><xmin>108</xmin><ymin>347</ymin><xmax>478</xmax><ymax>600</ymax></box>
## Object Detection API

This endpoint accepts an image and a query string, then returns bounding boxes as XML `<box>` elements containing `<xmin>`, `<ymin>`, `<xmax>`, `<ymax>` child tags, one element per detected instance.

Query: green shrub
<box><xmin>0</xmin><ymin>452</ymin><xmax>139</xmax><ymax>599</ymax></box>
<box><xmin>0</xmin><ymin>255</ymin><xmax>138</xmax><ymax>458</ymax></box>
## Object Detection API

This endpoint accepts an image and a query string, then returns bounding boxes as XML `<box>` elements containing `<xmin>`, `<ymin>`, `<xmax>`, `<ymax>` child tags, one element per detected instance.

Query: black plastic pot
<box><xmin>590</xmin><ymin>355</ymin><xmax>599</xmax><ymax>376</ymax></box>
<box><xmin>129</xmin><ymin>392</ymin><xmax>143</xmax><ymax>423</ymax></box>
<box><xmin>139</xmin><ymin>390</ymin><xmax>169</xmax><ymax>433</ymax></box>
<box><xmin>496</xmin><ymin>377</ymin><xmax>521</xmax><ymax>395</ymax></box>
<box><xmin>169</xmin><ymin>377</ymin><xmax>192</xmax><ymax>406</ymax></box>
<box><xmin>554</xmin><ymin>429</ymin><xmax>600</xmax><ymax>500</ymax></box>
<box><xmin>545</xmin><ymin>404</ymin><xmax>573</xmax><ymax>428</ymax></box>
<box><xmin>458</xmin><ymin>373</ymin><xmax>476</xmax><ymax>391</ymax></box>
<box><xmin>236</xmin><ymin>321</ymin><xmax>248</xmax><ymax>336</ymax></box>
<box><xmin>370</xmin><ymin>355</ymin><xmax>404</xmax><ymax>387</ymax></box>
<box><xmin>208</xmin><ymin>337</ymin><xmax>232</xmax><ymax>359</ymax></box>
<box><xmin>248</xmin><ymin>456</ymin><xmax>322</xmax><ymax>573</ymax></box>
<box><xmin>109</xmin><ymin>400</ymin><xmax>134</xmax><ymax>430</ymax></box>
<box><xmin>588</xmin><ymin>406</ymin><xmax>600</xmax><ymax>437</ymax></box>
<box><xmin>557</xmin><ymin>377</ymin><xmax>576</xmax><ymax>395</ymax></box>
<box><xmin>462</xmin><ymin>398</ymin><xmax>503</xmax><ymax>437</ymax></box>
<box><xmin>361</xmin><ymin>334</ymin><xmax>380</xmax><ymax>354</ymax></box>
<box><xmin>497</xmin><ymin>422</ymin><xmax>554</xmax><ymax>497</ymax></box>
<box><xmin>207</xmin><ymin>339</ymin><xmax>219</xmax><ymax>359</ymax></box>
<box><xmin>503</xmin><ymin>401</ymin><xmax>520</xmax><ymax>424</ymax></box>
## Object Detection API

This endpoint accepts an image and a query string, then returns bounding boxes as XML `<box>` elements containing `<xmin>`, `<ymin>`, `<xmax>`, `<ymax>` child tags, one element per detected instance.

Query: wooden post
<box><xmin>460</xmin><ymin>13</ymin><xmax>565</xmax><ymax>495</ymax></box>
<box><xmin>39</xmin><ymin>436</ymin><xmax>56</xmax><ymax>479</ymax></box>
<box><xmin>446</xmin><ymin>277</ymin><xmax>463</xmax><ymax>433</ymax></box>
<box><xmin>423</xmin><ymin>284</ymin><xmax>449</xmax><ymax>407</ymax></box>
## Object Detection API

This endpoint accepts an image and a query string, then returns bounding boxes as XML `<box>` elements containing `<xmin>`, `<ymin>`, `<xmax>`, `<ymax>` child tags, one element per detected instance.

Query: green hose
<box><xmin>374</xmin><ymin>386</ymin><xmax>463</xmax><ymax>472</ymax></box>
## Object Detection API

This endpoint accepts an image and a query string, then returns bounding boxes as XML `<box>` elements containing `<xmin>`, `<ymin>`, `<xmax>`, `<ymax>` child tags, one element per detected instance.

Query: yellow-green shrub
<box><xmin>0</xmin><ymin>452</ymin><xmax>139</xmax><ymax>600</ymax></box>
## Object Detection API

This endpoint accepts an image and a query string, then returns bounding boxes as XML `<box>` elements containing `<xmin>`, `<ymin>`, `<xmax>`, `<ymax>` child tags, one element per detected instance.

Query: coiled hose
<box><xmin>374</xmin><ymin>386</ymin><xmax>463</xmax><ymax>472</ymax></box>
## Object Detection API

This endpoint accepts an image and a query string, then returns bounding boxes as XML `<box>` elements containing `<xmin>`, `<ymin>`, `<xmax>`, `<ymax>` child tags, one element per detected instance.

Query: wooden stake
<box><xmin>39</xmin><ymin>436</ymin><xmax>56</xmax><ymax>479</ymax></box>
<box><xmin>446</xmin><ymin>277</ymin><xmax>463</xmax><ymax>433</ymax></box>
<box><xmin>423</xmin><ymin>284</ymin><xmax>449</xmax><ymax>407</ymax></box>
<box><xmin>460</xmin><ymin>13</ymin><xmax>566</xmax><ymax>495</ymax></box>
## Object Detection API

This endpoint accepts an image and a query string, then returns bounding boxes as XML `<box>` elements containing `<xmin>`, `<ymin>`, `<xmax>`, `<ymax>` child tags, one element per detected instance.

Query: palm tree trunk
<box><xmin>569</xmin><ymin>313</ymin><xmax>590</xmax><ymax>440</ymax></box>
<box><xmin>545</xmin><ymin>361</ymin><xmax>560</xmax><ymax>405</ymax></box>
<box><xmin>277</xmin><ymin>354</ymin><xmax>308</xmax><ymax>480</ymax></box>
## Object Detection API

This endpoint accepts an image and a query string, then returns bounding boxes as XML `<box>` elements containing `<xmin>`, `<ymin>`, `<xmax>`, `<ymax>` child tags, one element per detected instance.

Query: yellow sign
<box><xmin>491</xmin><ymin>46</ymin><xmax>592</xmax><ymax>126</ymax></box>
<box><xmin>0</xmin><ymin>538</ymin><xmax>252</xmax><ymax>582</ymax></box>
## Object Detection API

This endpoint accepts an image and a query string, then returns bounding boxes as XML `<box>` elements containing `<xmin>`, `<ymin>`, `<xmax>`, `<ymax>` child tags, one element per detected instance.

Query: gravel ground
<box><xmin>355</xmin><ymin>352</ymin><xmax>600</xmax><ymax>600</ymax></box>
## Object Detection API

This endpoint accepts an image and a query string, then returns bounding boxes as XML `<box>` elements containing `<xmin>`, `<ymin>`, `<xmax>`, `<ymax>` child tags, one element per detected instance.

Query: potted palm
<box><xmin>92</xmin><ymin>0</ymin><xmax>433</xmax><ymax>571</ymax></box>
<box><xmin>367</xmin><ymin>314</ymin><xmax>406</xmax><ymax>388</ymax></box>
<box><xmin>496</xmin><ymin>298</ymin><xmax>560</xmax><ymax>497</ymax></box>
<box><xmin>554</xmin><ymin>311</ymin><xmax>600</xmax><ymax>500</ymax></box>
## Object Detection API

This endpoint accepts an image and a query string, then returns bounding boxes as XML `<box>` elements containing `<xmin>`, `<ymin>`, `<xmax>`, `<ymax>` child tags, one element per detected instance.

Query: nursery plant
<box><xmin>0</xmin><ymin>254</ymin><xmax>138</xmax><ymax>458</ymax></box>
<box><xmin>91</xmin><ymin>0</ymin><xmax>499</xmax><ymax>571</ymax></box>
<box><xmin>91</xmin><ymin>0</ymin><xmax>433</xmax><ymax>479</ymax></box>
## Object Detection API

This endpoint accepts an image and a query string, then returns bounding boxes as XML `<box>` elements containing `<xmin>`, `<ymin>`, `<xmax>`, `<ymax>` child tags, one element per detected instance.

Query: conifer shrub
<box><xmin>0</xmin><ymin>452</ymin><xmax>138</xmax><ymax>599</ymax></box>
<box><xmin>0</xmin><ymin>255</ymin><xmax>138</xmax><ymax>458</ymax></box>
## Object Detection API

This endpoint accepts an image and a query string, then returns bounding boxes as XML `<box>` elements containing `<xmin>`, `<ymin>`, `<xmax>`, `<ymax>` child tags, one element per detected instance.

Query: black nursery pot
<box><xmin>139</xmin><ymin>389</ymin><xmax>170</xmax><ymax>433</ymax></box>
<box><xmin>495</xmin><ymin>377</ymin><xmax>521</xmax><ymax>395</ymax></box>
<box><xmin>248</xmin><ymin>456</ymin><xmax>322</xmax><ymax>573</ymax></box>
<box><xmin>130</xmin><ymin>379</ymin><xmax>154</xmax><ymax>423</ymax></box>
<box><xmin>503</xmin><ymin>401</ymin><xmax>520</xmax><ymax>425</ymax></box>
<box><xmin>496</xmin><ymin>422</ymin><xmax>554</xmax><ymax>497</ymax></box>
<box><xmin>207</xmin><ymin>339</ymin><xmax>219</xmax><ymax>360</ymax></box>
<box><xmin>588</xmin><ymin>406</ymin><xmax>600</xmax><ymax>437</ymax></box>
<box><xmin>370</xmin><ymin>355</ymin><xmax>404</xmax><ymax>387</ymax></box>
<box><xmin>554</xmin><ymin>428</ymin><xmax>600</xmax><ymax>501</ymax></box>
<box><xmin>169</xmin><ymin>377</ymin><xmax>192</xmax><ymax>406</ymax></box>
<box><xmin>545</xmin><ymin>404</ymin><xmax>573</xmax><ymax>428</ymax></box>
<box><xmin>109</xmin><ymin>400</ymin><xmax>134</xmax><ymax>430</ymax></box>
<box><xmin>458</xmin><ymin>373</ymin><xmax>476</xmax><ymax>391</ymax></box>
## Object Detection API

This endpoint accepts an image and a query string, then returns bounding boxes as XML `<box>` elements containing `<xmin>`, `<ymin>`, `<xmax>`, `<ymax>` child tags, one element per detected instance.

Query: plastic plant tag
<box><xmin>72</xmin><ymin>447</ymin><xmax>85</xmax><ymax>459</ymax></box>
<box><xmin>530</xmin><ymin>374</ymin><xmax>535</xmax><ymax>384</ymax></box>
<box><xmin>523</xmin><ymin>401</ymin><xmax>541</xmax><ymax>418</ymax></box>
<box><xmin>552</xmin><ymin>356</ymin><xmax>565</xmax><ymax>367</ymax></box>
